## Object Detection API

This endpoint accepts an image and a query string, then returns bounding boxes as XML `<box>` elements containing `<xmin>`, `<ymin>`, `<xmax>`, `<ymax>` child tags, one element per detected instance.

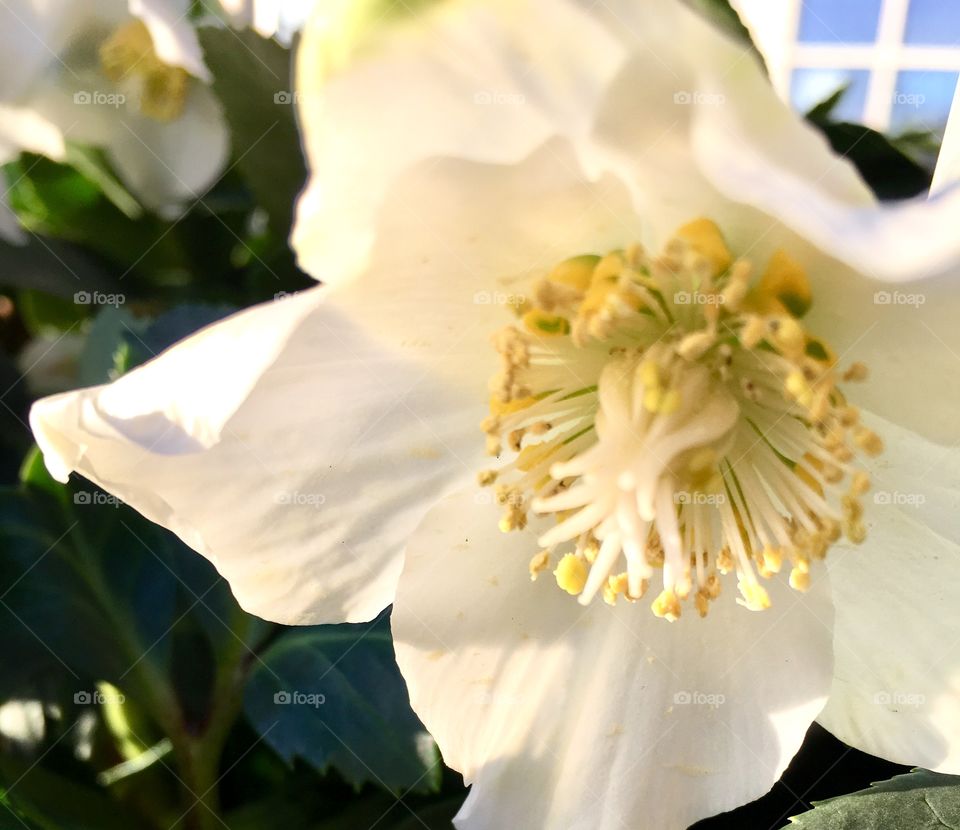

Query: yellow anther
<box><xmin>674</xmin><ymin>218</ymin><xmax>732</xmax><ymax>276</ymax></box>
<box><xmin>529</xmin><ymin>551</ymin><xmax>550</xmax><ymax>581</ymax></box>
<box><xmin>582</xmin><ymin>536</ymin><xmax>600</xmax><ymax>564</ymax></box>
<box><xmin>716</xmin><ymin>546</ymin><xmax>734</xmax><ymax>574</ymax></box>
<box><xmin>844</xmin><ymin>520</ymin><xmax>867</xmax><ymax>545</ymax></box>
<box><xmin>643</xmin><ymin>385</ymin><xmax>663</xmax><ymax>413</ymax></box>
<box><xmin>785</xmin><ymin>370</ymin><xmax>813</xmax><ymax>407</ymax></box>
<box><xmin>554</xmin><ymin>553</ymin><xmax>588</xmax><ymax>595</ymax></box>
<box><xmin>99</xmin><ymin>21</ymin><xmax>190</xmax><ymax>122</ymax></box>
<box><xmin>768</xmin><ymin>316</ymin><xmax>805</xmax><ymax>354</ymax></box>
<box><xmin>695</xmin><ymin>590</ymin><xmax>711</xmax><ymax>618</ymax></box>
<box><xmin>843</xmin><ymin>362</ymin><xmax>869</xmax><ymax>382</ymax></box>
<box><xmin>477</xmin><ymin>470</ymin><xmax>497</xmax><ymax>486</ymax></box>
<box><xmin>851</xmin><ymin>471</ymin><xmax>871</xmax><ymax>495</ymax></box>
<box><xmin>651</xmin><ymin>588</ymin><xmax>682</xmax><ymax>621</ymax></box>
<box><xmin>603</xmin><ymin>572</ymin><xmax>630</xmax><ymax>605</ymax></box>
<box><xmin>759</xmin><ymin>545</ymin><xmax>783</xmax><ymax>575</ymax></box>
<box><xmin>704</xmin><ymin>572</ymin><xmax>722</xmax><ymax>599</ymax></box>
<box><xmin>522</xmin><ymin>309</ymin><xmax>571</xmax><ymax>336</ymax></box>
<box><xmin>659</xmin><ymin>388</ymin><xmax>682</xmax><ymax>415</ymax></box>
<box><xmin>737</xmin><ymin>580</ymin><xmax>771</xmax><ymax>611</ymax></box>
<box><xmin>789</xmin><ymin>564</ymin><xmax>811</xmax><ymax>592</ymax></box>
<box><xmin>739</xmin><ymin>314</ymin><xmax>767</xmax><ymax>349</ymax></box>
<box><xmin>839</xmin><ymin>406</ymin><xmax>860</xmax><ymax>427</ymax></box>
<box><xmin>748</xmin><ymin>249</ymin><xmax>812</xmax><ymax>317</ymax></box>
<box><xmin>548</xmin><ymin>254</ymin><xmax>601</xmax><ymax>291</ymax></box>
<box><xmin>854</xmin><ymin>426</ymin><xmax>884</xmax><ymax>456</ymax></box>
<box><xmin>592</xmin><ymin>252</ymin><xmax>626</xmax><ymax>284</ymax></box>
<box><xmin>639</xmin><ymin>359</ymin><xmax>661</xmax><ymax>389</ymax></box>
<box><xmin>842</xmin><ymin>495</ymin><xmax>863</xmax><ymax>521</ymax></box>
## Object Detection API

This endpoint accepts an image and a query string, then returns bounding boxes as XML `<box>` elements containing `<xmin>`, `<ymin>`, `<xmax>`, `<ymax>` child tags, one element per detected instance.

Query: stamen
<box><xmin>100</xmin><ymin>21</ymin><xmax>191</xmax><ymax>122</ymax></box>
<box><xmin>479</xmin><ymin>219</ymin><xmax>880</xmax><ymax>619</ymax></box>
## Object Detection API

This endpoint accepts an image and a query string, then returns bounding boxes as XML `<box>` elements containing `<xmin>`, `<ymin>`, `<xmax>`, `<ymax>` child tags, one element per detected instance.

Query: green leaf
<box><xmin>77</xmin><ymin>306</ymin><xmax>146</xmax><ymax>386</ymax></box>
<box><xmin>807</xmin><ymin>120</ymin><xmax>931</xmax><ymax>200</ymax></box>
<box><xmin>805</xmin><ymin>84</ymin><xmax>851</xmax><ymax>123</ymax></box>
<box><xmin>791</xmin><ymin>769</ymin><xmax>960</xmax><ymax>829</ymax></box>
<box><xmin>684</xmin><ymin>0</ymin><xmax>763</xmax><ymax>59</ymax></box>
<box><xmin>63</xmin><ymin>145</ymin><xmax>142</xmax><ymax>221</ymax></box>
<box><xmin>0</xmin><ymin>757</ymin><xmax>144</xmax><ymax>830</ymax></box>
<box><xmin>244</xmin><ymin>620</ymin><xmax>441</xmax><ymax>794</ymax></box>
<box><xmin>199</xmin><ymin>28</ymin><xmax>307</xmax><ymax>237</ymax></box>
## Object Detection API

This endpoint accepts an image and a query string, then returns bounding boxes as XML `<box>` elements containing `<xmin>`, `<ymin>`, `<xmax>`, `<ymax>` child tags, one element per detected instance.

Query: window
<box><xmin>734</xmin><ymin>0</ymin><xmax>960</xmax><ymax>140</ymax></box>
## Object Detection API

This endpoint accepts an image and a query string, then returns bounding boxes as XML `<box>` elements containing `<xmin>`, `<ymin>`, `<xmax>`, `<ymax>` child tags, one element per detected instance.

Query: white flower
<box><xmin>0</xmin><ymin>0</ymin><xmax>228</xmax><ymax>213</ymax></box>
<box><xmin>217</xmin><ymin>0</ymin><xmax>314</xmax><ymax>43</ymax></box>
<box><xmin>28</xmin><ymin>0</ymin><xmax>960</xmax><ymax>826</ymax></box>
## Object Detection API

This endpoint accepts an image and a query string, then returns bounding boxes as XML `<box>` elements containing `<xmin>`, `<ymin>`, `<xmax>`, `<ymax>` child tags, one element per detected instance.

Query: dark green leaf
<box><xmin>199</xmin><ymin>28</ymin><xmax>307</xmax><ymax>237</ymax></box>
<box><xmin>244</xmin><ymin>621</ymin><xmax>441</xmax><ymax>794</ymax></box>
<box><xmin>0</xmin><ymin>757</ymin><xmax>143</xmax><ymax>830</ymax></box>
<box><xmin>807</xmin><ymin>120</ymin><xmax>931</xmax><ymax>200</ymax></box>
<box><xmin>805</xmin><ymin>84</ymin><xmax>851</xmax><ymax>123</ymax></box>
<box><xmin>791</xmin><ymin>769</ymin><xmax>960</xmax><ymax>829</ymax></box>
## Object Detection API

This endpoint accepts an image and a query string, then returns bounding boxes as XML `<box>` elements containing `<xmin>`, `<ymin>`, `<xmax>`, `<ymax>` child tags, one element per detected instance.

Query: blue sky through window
<box><xmin>798</xmin><ymin>0</ymin><xmax>883</xmax><ymax>43</ymax></box>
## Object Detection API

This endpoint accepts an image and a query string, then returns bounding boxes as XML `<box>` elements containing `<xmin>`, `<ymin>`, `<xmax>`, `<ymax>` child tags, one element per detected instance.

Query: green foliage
<box><xmin>804</xmin><ymin>87</ymin><xmax>934</xmax><ymax>200</ymax></box>
<box><xmin>245</xmin><ymin>622</ymin><xmax>441</xmax><ymax>793</ymax></box>
<box><xmin>199</xmin><ymin>28</ymin><xmax>307</xmax><ymax>239</ymax></box>
<box><xmin>791</xmin><ymin>770</ymin><xmax>960</xmax><ymax>828</ymax></box>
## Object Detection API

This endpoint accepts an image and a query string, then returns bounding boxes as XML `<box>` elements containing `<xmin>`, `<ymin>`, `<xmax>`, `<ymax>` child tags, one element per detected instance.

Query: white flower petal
<box><xmin>218</xmin><ymin>0</ymin><xmax>312</xmax><ymax>43</ymax></box>
<box><xmin>129</xmin><ymin>0</ymin><xmax>211</xmax><ymax>81</ymax></box>
<box><xmin>291</xmin><ymin>0</ymin><xmax>626</xmax><ymax>285</ymax></box>
<box><xmin>819</xmin><ymin>414</ymin><xmax>960</xmax><ymax>772</ymax></box>
<box><xmin>0</xmin><ymin>0</ymin><xmax>94</xmax><ymax>100</ymax></box>
<box><xmin>932</xmin><ymin>82</ymin><xmax>960</xmax><ymax>194</ymax></box>
<box><xmin>101</xmin><ymin>83</ymin><xmax>229</xmax><ymax>210</ymax></box>
<box><xmin>0</xmin><ymin>104</ymin><xmax>66</xmax><ymax>161</ymax></box>
<box><xmin>585</xmin><ymin>4</ymin><xmax>960</xmax><ymax>446</ymax></box>
<box><xmin>393</xmin><ymin>489</ymin><xmax>835</xmax><ymax>829</ymax></box>
<box><xmin>30</xmin><ymin>141</ymin><xmax>635</xmax><ymax>625</ymax></box>
<box><xmin>28</xmin><ymin>288</ymin><xmax>472</xmax><ymax>625</ymax></box>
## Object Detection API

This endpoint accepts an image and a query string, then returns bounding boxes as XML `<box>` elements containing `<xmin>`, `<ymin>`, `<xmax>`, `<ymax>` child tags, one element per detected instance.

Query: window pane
<box><xmin>904</xmin><ymin>0</ymin><xmax>960</xmax><ymax>45</ymax></box>
<box><xmin>891</xmin><ymin>70</ymin><xmax>960</xmax><ymax>138</ymax></box>
<box><xmin>790</xmin><ymin>68</ymin><xmax>872</xmax><ymax>121</ymax></box>
<box><xmin>798</xmin><ymin>0</ymin><xmax>882</xmax><ymax>43</ymax></box>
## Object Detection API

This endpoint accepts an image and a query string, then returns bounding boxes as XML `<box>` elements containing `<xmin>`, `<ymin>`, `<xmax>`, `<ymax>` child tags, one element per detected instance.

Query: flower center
<box><xmin>480</xmin><ymin>219</ymin><xmax>881</xmax><ymax>620</ymax></box>
<box><xmin>99</xmin><ymin>21</ymin><xmax>191</xmax><ymax>122</ymax></box>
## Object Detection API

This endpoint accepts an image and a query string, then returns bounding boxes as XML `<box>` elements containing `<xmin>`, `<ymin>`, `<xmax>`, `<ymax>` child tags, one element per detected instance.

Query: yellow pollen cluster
<box><xmin>479</xmin><ymin>218</ymin><xmax>881</xmax><ymax>621</ymax></box>
<box><xmin>99</xmin><ymin>21</ymin><xmax>191</xmax><ymax>122</ymax></box>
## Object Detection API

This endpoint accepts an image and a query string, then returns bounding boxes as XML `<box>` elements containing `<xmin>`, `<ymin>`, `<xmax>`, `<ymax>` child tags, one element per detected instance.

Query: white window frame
<box><xmin>734</xmin><ymin>0</ymin><xmax>960</xmax><ymax>132</ymax></box>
